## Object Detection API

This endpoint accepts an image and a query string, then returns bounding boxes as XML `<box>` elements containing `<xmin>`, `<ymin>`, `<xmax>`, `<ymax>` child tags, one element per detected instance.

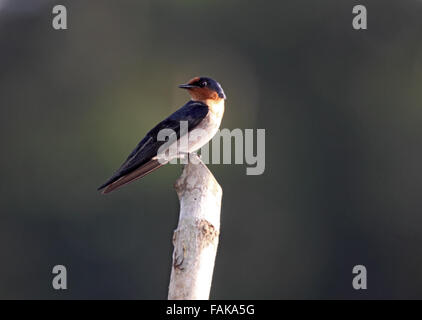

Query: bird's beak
<box><xmin>178</xmin><ymin>84</ymin><xmax>196</xmax><ymax>89</ymax></box>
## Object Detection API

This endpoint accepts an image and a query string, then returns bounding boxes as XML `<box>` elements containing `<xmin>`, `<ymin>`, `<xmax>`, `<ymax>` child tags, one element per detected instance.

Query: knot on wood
<box><xmin>198</xmin><ymin>219</ymin><xmax>219</xmax><ymax>247</ymax></box>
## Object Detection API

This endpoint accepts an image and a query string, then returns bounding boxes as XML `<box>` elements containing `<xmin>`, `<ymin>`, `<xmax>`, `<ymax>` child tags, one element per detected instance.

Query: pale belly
<box><xmin>157</xmin><ymin>111</ymin><xmax>223</xmax><ymax>162</ymax></box>
<box><xmin>156</xmin><ymin>99</ymin><xmax>225</xmax><ymax>161</ymax></box>
<box><xmin>185</xmin><ymin>112</ymin><xmax>222</xmax><ymax>152</ymax></box>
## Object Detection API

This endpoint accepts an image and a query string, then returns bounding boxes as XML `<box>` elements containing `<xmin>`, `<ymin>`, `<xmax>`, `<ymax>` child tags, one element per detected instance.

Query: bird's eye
<box><xmin>200</xmin><ymin>81</ymin><xmax>207</xmax><ymax>87</ymax></box>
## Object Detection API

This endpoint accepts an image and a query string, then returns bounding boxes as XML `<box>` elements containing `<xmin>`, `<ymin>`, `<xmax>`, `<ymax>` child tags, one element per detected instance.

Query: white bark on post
<box><xmin>168</xmin><ymin>153</ymin><xmax>222</xmax><ymax>300</ymax></box>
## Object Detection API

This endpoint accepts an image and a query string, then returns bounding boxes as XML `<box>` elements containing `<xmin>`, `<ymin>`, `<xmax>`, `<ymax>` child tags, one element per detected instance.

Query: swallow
<box><xmin>97</xmin><ymin>76</ymin><xmax>226</xmax><ymax>194</ymax></box>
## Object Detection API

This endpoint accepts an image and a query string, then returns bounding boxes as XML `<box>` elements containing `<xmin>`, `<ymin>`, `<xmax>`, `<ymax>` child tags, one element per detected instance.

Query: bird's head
<box><xmin>179</xmin><ymin>77</ymin><xmax>226</xmax><ymax>102</ymax></box>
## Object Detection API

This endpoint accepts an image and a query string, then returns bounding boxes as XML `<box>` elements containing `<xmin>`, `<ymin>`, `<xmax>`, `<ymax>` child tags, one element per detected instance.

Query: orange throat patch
<box><xmin>187</xmin><ymin>87</ymin><xmax>225</xmax><ymax>118</ymax></box>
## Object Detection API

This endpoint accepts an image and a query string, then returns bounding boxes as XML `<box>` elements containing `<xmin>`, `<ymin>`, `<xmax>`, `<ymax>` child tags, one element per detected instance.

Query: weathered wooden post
<box><xmin>168</xmin><ymin>153</ymin><xmax>222</xmax><ymax>300</ymax></box>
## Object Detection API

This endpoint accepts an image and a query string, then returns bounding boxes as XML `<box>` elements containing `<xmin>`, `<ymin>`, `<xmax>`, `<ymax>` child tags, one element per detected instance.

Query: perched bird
<box><xmin>97</xmin><ymin>77</ymin><xmax>226</xmax><ymax>194</ymax></box>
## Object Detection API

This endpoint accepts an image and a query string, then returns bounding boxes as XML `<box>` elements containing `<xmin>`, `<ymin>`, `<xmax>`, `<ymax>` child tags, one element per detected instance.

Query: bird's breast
<box><xmin>207</xmin><ymin>98</ymin><xmax>225</xmax><ymax>119</ymax></box>
<box><xmin>187</xmin><ymin>99</ymin><xmax>225</xmax><ymax>152</ymax></box>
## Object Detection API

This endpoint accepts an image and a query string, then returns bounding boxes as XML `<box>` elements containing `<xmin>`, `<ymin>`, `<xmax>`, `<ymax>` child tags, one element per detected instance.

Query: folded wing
<box><xmin>97</xmin><ymin>100</ymin><xmax>209</xmax><ymax>194</ymax></box>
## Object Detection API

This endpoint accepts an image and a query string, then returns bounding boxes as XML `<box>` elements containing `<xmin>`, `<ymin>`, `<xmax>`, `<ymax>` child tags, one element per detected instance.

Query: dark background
<box><xmin>1</xmin><ymin>0</ymin><xmax>422</xmax><ymax>299</ymax></box>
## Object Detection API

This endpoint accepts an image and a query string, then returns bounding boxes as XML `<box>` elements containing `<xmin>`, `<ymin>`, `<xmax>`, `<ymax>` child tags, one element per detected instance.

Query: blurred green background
<box><xmin>1</xmin><ymin>0</ymin><xmax>422</xmax><ymax>299</ymax></box>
